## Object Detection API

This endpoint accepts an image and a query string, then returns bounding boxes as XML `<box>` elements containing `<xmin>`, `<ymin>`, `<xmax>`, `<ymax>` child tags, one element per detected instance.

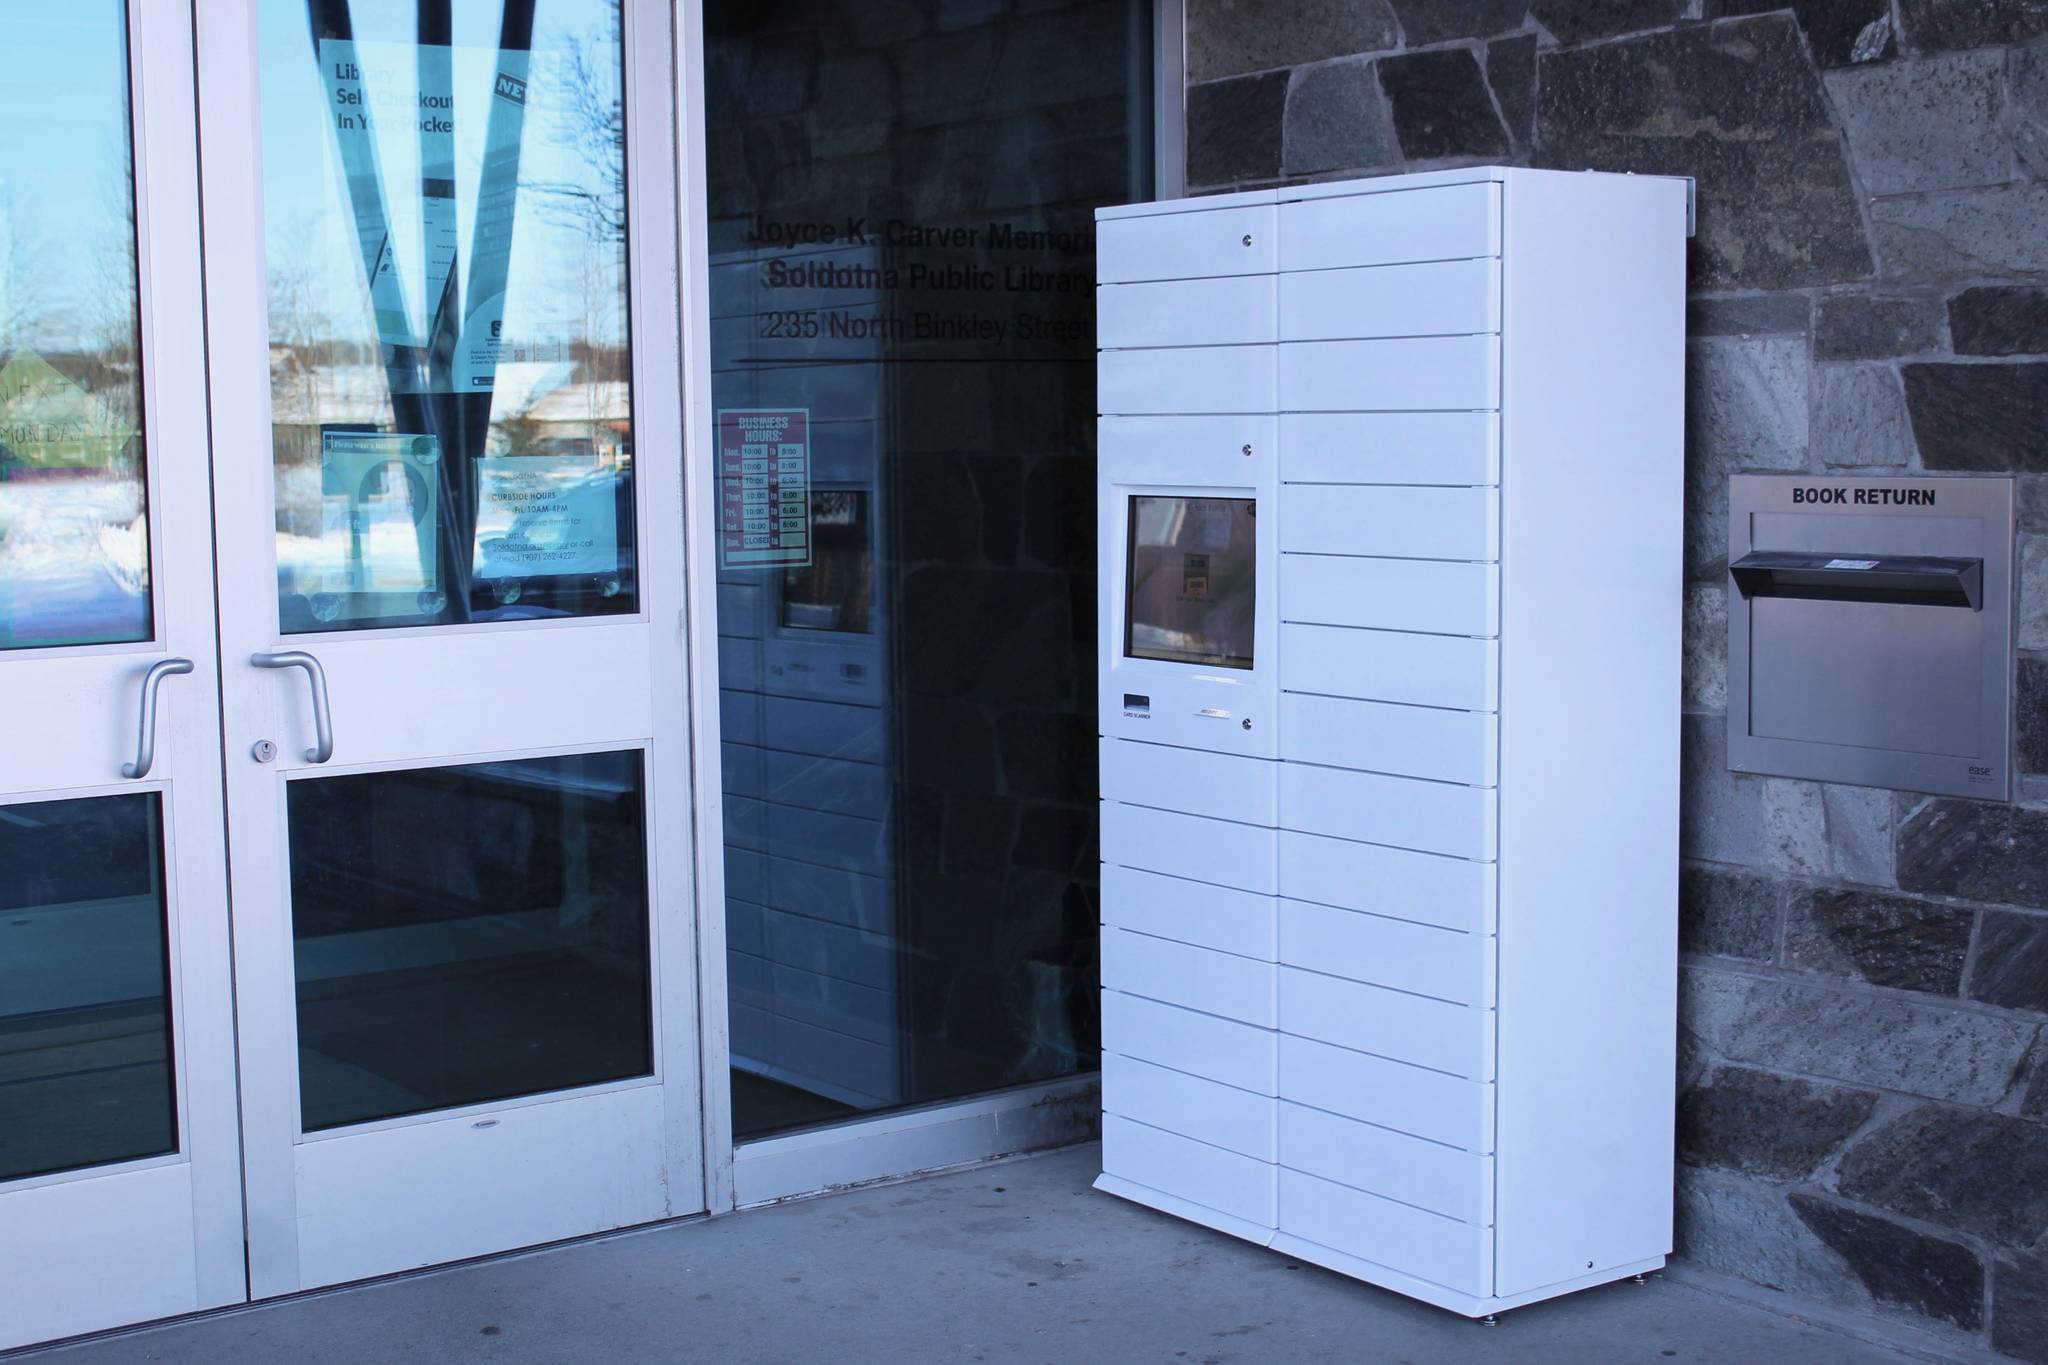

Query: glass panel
<box><xmin>288</xmin><ymin>750</ymin><xmax>652</xmax><ymax>1132</ymax></box>
<box><xmin>705</xmin><ymin>1</ymin><xmax>1153</xmax><ymax>1139</ymax></box>
<box><xmin>0</xmin><ymin>794</ymin><xmax>175</xmax><ymax>1182</ymax></box>
<box><xmin>258</xmin><ymin>0</ymin><xmax>636</xmax><ymax>633</ymax></box>
<box><xmin>0</xmin><ymin>7</ymin><xmax>151</xmax><ymax>650</ymax></box>
<box><xmin>1125</xmin><ymin>496</ymin><xmax>1255</xmax><ymax>669</ymax></box>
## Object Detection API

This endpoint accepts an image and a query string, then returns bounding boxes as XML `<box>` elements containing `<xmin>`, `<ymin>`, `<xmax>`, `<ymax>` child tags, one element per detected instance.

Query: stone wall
<box><xmin>1181</xmin><ymin>1</ymin><xmax>2048</xmax><ymax>1355</ymax></box>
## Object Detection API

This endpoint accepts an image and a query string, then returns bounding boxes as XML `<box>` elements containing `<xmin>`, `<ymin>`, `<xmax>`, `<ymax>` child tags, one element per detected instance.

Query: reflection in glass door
<box><xmin>196</xmin><ymin>0</ymin><xmax>700</xmax><ymax>1296</ymax></box>
<box><xmin>702</xmin><ymin>0</ymin><xmax>1153</xmax><ymax>1141</ymax></box>
<box><xmin>0</xmin><ymin>3</ymin><xmax>244</xmax><ymax>1350</ymax></box>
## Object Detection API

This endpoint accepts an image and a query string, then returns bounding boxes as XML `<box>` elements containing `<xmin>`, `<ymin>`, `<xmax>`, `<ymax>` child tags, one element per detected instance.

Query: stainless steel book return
<box><xmin>1727</xmin><ymin>476</ymin><xmax>2013</xmax><ymax>800</ymax></box>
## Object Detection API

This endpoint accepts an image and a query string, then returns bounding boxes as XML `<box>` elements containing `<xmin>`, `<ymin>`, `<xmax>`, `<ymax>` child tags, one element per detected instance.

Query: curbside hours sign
<box><xmin>717</xmin><ymin>408</ymin><xmax>811</xmax><ymax>569</ymax></box>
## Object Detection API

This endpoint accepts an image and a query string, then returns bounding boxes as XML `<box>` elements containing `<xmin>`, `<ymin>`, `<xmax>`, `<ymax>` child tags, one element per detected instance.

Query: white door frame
<box><xmin>671</xmin><ymin>0</ymin><xmax>1182</xmax><ymax>1216</ymax></box>
<box><xmin>192</xmin><ymin>0</ymin><xmax>703</xmax><ymax>1297</ymax></box>
<box><xmin>0</xmin><ymin>2</ymin><xmax>244</xmax><ymax>1348</ymax></box>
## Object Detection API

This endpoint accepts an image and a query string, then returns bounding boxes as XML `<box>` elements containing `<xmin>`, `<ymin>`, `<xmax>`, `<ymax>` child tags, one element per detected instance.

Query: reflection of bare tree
<box><xmin>494</xmin><ymin>406</ymin><xmax>547</xmax><ymax>457</ymax></box>
<box><xmin>0</xmin><ymin>126</ymin><xmax>145</xmax><ymax>481</ymax></box>
<box><xmin>80</xmin><ymin>127</ymin><xmax>143</xmax><ymax>438</ymax></box>
<box><xmin>270</xmin><ymin>238</ymin><xmax>340</xmax><ymax>404</ymax></box>
<box><xmin>0</xmin><ymin>183</ymin><xmax>63</xmax><ymax>364</ymax></box>
<box><xmin>530</xmin><ymin>15</ymin><xmax>626</xmax><ymax>244</ymax></box>
<box><xmin>268</xmin><ymin>220</ymin><xmax>363</xmax><ymax>538</ymax></box>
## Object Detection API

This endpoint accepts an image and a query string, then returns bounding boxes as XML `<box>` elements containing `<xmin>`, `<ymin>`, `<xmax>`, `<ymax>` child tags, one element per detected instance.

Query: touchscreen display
<box><xmin>1124</xmin><ymin>496</ymin><xmax>1255</xmax><ymax>669</ymax></box>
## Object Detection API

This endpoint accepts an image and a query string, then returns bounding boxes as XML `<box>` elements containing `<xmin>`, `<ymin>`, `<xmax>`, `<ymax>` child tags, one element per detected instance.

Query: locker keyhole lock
<box><xmin>1241</xmin><ymin>443</ymin><xmax>1253</xmax><ymax>457</ymax></box>
<box><xmin>1241</xmin><ymin>234</ymin><xmax>1253</xmax><ymax>247</ymax></box>
<box><xmin>252</xmin><ymin>739</ymin><xmax>278</xmax><ymax>763</ymax></box>
<box><xmin>1241</xmin><ymin>718</ymin><xmax>1253</xmax><ymax>731</ymax></box>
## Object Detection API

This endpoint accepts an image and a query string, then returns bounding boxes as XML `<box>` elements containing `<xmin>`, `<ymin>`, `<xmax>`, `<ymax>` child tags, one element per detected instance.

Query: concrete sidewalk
<box><xmin>25</xmin><ymin>1144</ymin><xmax>1932</xmax><ymax>1364</ymax></box>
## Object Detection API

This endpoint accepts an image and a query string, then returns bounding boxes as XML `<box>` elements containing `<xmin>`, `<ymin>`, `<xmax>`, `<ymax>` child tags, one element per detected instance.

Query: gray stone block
<box><xmin>1824</xmin><ymin>52</ymin><xmax>2013</xmax><ymax>196</ymax></box>
<box><xmin>2022</xmin><ymin>476</ymin><xmax>2048</xmax><ymax>533</ymax></box>
<box><xmin>716</xmin><ymin>35</ymin><xmax>820</xmax><ymax>123</ymax></box>
<box><xmin>1683</xmin><ymin>582</ymin><xmax>1728</xmax><ymax>713</ymax></box>
<box><xmin>998</xmin><ymin>709</ymin><xmax>1097</xmax><ymax>803</ymax></box>
<box><xmin>1534</xmin><ymin>16</ymin><xmax>1873</xmax><ymax>291</ymax></box>
<box><xmin>984</xmin><ymin>6</ymin><xmax>1132</xmax><ymax>115</ymax></box>
<box><xmin>1812</xmin><ymin>363</ymin><xmax>1915</xmax><ymax>468</ymax></box>
<box><xmin>2016</xmin><ymin>40</ymin><xmax>2048</xmax><ymax>180</ymax></box>
<box><xmin>1838</xmin><ymin>1105</ymin><xmax>2048</xmax><ymax>1248</ymax></box>
<box><xmin>1823</xmin><ymin>783</ymin><xmax>1896</xmax><ymax>887</ymax></box>
<box><xmin>934</xmin><ymin>0</ymin><xmax>1005</xmax><ymax>33</ymax></box>
<box><xmin>1679</xmin><ymin>1065</ymin><xmax>1878</xmax><ymax>1178</ymax></box>
<box><xmin>1708</xmin><ymin>0</ymin><xmax>1897</xmax><ymax>68</ymax></box>
<box><xmin>1679</xmin><ymin>1021</ymin><xmax>1711</xmax><ymax>1091</ymax></box>
<box><xmin>1689</xmin><ymin>293</ymin><xmax>1814</xmax><ymax>338</ymax></box>
<box><xmin>1787</xmin><ymin>1192</ymin><xmax>1985</xmax><ymax>1329</ymax></box>
<box><xmin>1900</xmin><ymin>0</ymin><xmax>2048</xmax><ymax>52</ymax></box>
<box><xmin>1950</xmin><ymin>286</ymin><xmax>2048</xmax><ymax>357</ymax></box>
<box><xmin>895</xmin><ymin>28</ymin><xmax>1000</xmax><ymax>129</ymax></box>
<box><xmin>1393</xmin><ymin>0</ymin><xmax>1529</xmax><ymax>45</ymax></box>
<box><xmin>901</xmin><ymin>567</ymin><xmax>1074</xmax><ymax>704</ymax></box>
<box><xmin>808</xmin><ymin>54</ymin><xmax>895</xmax><ymax>159</ymax></box>
<box><xmin>1675</xmin><ymin>1166</ymin><xmax>1872</xmax><ymax>1304</ymax></box>
<box><xmin>905</xmin><ymin>695</ymin><xmax>1001</xmax><ymax>791</ymax></box>
<box><xmin>1814</xmin><ymin>294</ymin><xmax>1946</xmax><ymax>360</ymax></box>
<box><xmin>1761</xmin><ymin>778</ymin><xmax>1829</xmax><ymax>877</ymax></box>
<box><xmin>1529</xmin><ymin>0</ymin><xmax>1684</xmax><ymax>44</ymax></box>
<box><xmin>1376</xmin><ymin>49</ymin><xmax>1509</xmax><ymax>161</ymax></box>
<box><xmin>1283</xmin><ymin>59</ymin><xmax>1398</xmax><ymax>177</ymax></box>
<box><xmin>1186</xmin><ymin>0</ymin><xmax>1400</xmax><ymax>82</ymax></box>
<box><xmin>1994</xmin><ymin>1249</ymin><xmax>2048</xmax><ymax>1365</ymax></box>
<box><xmin>2020</xmin><ymin>656</ymin><xmax>2048</xmax><ymax>776</ymax></box>
<box><xmin>1487</xmin><ymin>32</ymin><xmax>1537</xmax><ymax>152</ymax></box>
<box><xmin>1682</xmin><ymin>714</ymin><xmax>1763</xmax><ymax>864</ymax></box>
<box><xmin>1681</xmin><ymin>865</ymin><xmax>1783</xmax><ymax>961</ymax></box>
<box><xmin>2024</xmin><ymin>535</ymin><xmax>2048</xmax><ymax>649</ymax></box>
<box><xmin>1903</xmin><ymin>365</ymin><xmax>2048</xmax><ymax>472</ymax></box>
<box><xmin>1681</xmin><ymin>966</ymin><xmax>2037</xmax><ymax>1105</ymax></box>
<box><xmin>1898</xmin><ymin>799</ymin><xmax>2048</xmax><ymax>906</ymax></box>
<box><xmin>1784</xmin><ymin>888</ymin><xmax>1971</xmax><ymax>994</ymax></box>
<box><xmin>1873</xmin><ymin>184</ymin><xmax>2048</xmax><ymax>282</ymax></box>
<box><xmin>1186</xmin><ymin>72</ymin><xmax>1288</xmax><ymax>186</ymax></box>
<box><xmin>1968</xmin><ymin>910</ymin><xmax>2048</xmax><ymax>1013</ymax></box>
<box><xmin>850</xmin><ymin>0</ymin><xmax>924</xmax><ymax>46</ymax></box>
<box><xmin>1685</xmin><ymin>336</ymin><xmax>1810</xmax><ymax>576</ymax></box>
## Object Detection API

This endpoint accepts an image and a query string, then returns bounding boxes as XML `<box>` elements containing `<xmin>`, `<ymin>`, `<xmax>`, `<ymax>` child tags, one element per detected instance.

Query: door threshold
<box><xmin>733</xmin><ymin>1073</ymin><xmax>1103</xmax><ymax>1209</ymax></box>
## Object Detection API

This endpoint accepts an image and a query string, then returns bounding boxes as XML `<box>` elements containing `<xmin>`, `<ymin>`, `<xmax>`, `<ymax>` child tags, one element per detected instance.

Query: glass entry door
<box><xmin>4</xmin><ymin>1</ymin><xmax>699</xmax><ymax>1346</ymax></box>
<box><xmin>195</xmin><ymin>0</ymin><xmax>699</xmax><ymax>1296</ymax></box>
<box><xmin>0</xmin><ymin>5</ymin><xmax>245</xmax><ymax>1348</ymax></box>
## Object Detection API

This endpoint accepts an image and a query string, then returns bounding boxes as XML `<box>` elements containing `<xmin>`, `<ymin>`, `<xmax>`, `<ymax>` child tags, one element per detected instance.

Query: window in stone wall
<box><xmin>704</xmin><ymin>0</ymin><xmax>1154</xmax><ymax>1139</ymax></box>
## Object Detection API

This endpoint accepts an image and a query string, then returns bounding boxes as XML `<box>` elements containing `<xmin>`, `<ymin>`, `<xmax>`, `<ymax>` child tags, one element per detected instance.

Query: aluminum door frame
<box><xmin>672</xmin><ymin>0</ymin><xmax>1182</xmax><ymax>1213</ymax></box>
<box><xmin>192</xmin><ymin>0</ymin><xmax>704</xmax><ymax>1296</ymax></box>
<box><xmin>0</xmin><ymin>2</ymin><xmax>244</xmax><ymax>1347</ymax></box>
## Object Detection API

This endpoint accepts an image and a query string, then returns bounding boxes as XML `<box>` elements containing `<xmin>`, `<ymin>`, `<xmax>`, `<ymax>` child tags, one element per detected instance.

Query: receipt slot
<box><xmin>1727</xmin><ymin>475</ymin><xmax>2014</xmax><ymax>800</ymax></box>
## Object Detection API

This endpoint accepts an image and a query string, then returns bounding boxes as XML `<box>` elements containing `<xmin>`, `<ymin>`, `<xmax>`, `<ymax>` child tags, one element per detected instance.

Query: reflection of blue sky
<box><xmin>0</xmin><ymin>5</ymin><xmax>149</xmax><ymax>651</ymax></box>
<box><xmin>0</xmin><ymin>6</ymin><xmax>134</xmax><ymax>349</ymax></box>
<box><xmin>258</xmin><ymin>0</ymin><xmax>626</xmax><ymax>349</ymax></box>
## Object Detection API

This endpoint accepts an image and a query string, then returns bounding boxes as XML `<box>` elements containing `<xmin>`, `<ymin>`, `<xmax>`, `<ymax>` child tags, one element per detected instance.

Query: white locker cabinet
<box><xmin>1094</xmin><ymin>168</ymin><xmax>1686</xmax><ymax>1318</ymax></box>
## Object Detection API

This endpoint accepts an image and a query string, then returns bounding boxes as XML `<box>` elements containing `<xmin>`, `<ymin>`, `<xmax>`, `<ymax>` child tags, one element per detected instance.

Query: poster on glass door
<box><xmin>311</xmin><ymin>431</ymin><xmax>442</xmax><ymax>619</ymax></box>
<box><xmin>716</xmin><ymin>408</ymin><xmax>811</xmax><ymax>569</ymax></box>
<box><xmin>314</xmin><ymin>38</ymin><xmax>531</xmax><ymax>394</ymax></box>
<box><xmin>472</xmin><ymin>455</ymin><xmax>620</xmax><ymax>581</ymax></box>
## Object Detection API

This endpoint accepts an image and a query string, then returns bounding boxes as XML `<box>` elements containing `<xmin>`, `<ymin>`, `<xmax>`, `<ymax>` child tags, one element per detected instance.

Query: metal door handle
<box><xmin>123</xmin><ymin>657</ymin><xmax>195</xmax><ymax>779</ymax></box>
<box><xmin>251</xmin><ymin>650</ymin><xmax>335</xmax><ymax>763</ymax></box>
